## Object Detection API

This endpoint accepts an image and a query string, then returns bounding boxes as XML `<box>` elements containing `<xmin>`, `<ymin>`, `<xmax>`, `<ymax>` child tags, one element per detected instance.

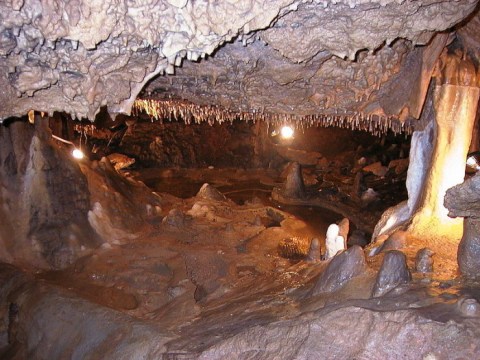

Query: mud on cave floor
<box><xmin>24</xmin><ymin>167</ymin><xmax>480</xmax><ymax>357</ymax></box>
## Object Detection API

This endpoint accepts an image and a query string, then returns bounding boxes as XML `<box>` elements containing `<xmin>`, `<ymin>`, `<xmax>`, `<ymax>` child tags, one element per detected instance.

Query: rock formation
<box><xmin>281</xmin><ymin>161</ymin><xmax>306</xmax><ymax>199</ymax></box>
<box><xmin>311</xmin><ymin>245</ymin><xmax>367</xmax><ymax>294</ymax></box>
<box><xmin>372</xmin><ymin>250</ymin><xmax>411</xmax><ymax>297</ymax></box>
<box><xmin>0</xmin><ymin>0</ymin><xmax>478</xmax><ymax>124</ymax></box>
<box><xmin>1</xmin><ymin>1</ymin><xmax>480</xmax><ymax>358</ymax></box>
<box><xmin>325</xmin><ymin>223</ymin><xmax>345</xmax><ymax>259</ymax></box>
<box><xmin>415</xmin><ymin>248</ymin><xmax>435</xmax><ymax>273</ymax></box>
<box><xmin>445</xmin><ymin>173</ymin><xmax>480</xmax><ymax>278</ymax></box>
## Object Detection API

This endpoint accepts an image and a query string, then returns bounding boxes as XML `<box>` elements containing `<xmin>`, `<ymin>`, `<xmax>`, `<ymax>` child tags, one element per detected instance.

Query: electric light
<box><xmin>466</xmin><ymin>154</ymin><xmax>480</xmax><ymax>171</ymax></box>
<box><xmin>72</xmin><ymin>148</ymin><xmax>84</xmax><ymax>160</ymax></box>
<box><xmin>280</xmin><ymin>126</ymin><xmax>294</xmax><ymax>139</ymax></box>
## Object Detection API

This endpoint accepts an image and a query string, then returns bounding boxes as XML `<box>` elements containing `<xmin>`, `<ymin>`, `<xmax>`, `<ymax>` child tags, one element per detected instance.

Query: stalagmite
<box><xmin>325</xmin><ymin>224</ymin><xmax>346</xmax><ymax>260</ymax></box>
<box><xmin>408</xmin><ymin>51</ymin><xmax>480</xmax><ymax>243</ymax></box>
<box><xmin>281</xmin><ymin>162</ymin><xmax>305</xmax><ymax>199</ymax></box>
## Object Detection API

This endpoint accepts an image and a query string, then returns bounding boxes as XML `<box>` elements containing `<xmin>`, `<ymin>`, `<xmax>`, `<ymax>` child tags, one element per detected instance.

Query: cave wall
<box><xmin>0</xmin><ymin>118</ymin><xmax>100</xmax><ymax>268</ymax></box>
<box><xmin>88</xmin><ymin>115</ymin><xmax>382</xmax><ymax>169</ymax></box>
<box><xmin>116</xmin><ymin>119</ymin><xmax>268</xmax><ymax>168</ymax></box>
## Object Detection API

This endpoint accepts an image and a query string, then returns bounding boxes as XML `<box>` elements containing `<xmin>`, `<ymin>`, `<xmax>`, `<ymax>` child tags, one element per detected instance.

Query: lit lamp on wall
<box><xmin>271</xmin><ymin>125</ymin><xmax>295</xmax><ymax>144</ymax></box>
<box><xmin>52</xmin><ymin>134</ymin><xmax>85</xmax><ymax>160</ymax></box>
<box><xmin>466</xmin><ymin>152</ymin><xmax>480</xmax><ymax>173</ymax></box>
<box><xmin>72</xmin><ymin>148</ymin><xmax>85</xmax><ymax>160</ymax></box>
<box><xmin>280</xmin><ymin>126</ymin><xmax>294</xmax><ymax>139</ymax></box>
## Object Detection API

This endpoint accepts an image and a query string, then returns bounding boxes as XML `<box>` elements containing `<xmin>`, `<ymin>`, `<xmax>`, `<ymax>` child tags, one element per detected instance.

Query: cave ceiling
<box><xmin>0</xmin><ymin>0</ymin><xmax>478</xmax><ymax>123</ymax></box>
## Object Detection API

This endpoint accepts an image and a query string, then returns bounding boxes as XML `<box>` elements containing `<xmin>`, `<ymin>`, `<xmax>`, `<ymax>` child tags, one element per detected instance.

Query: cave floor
<box><xmin>2</xmin><ymin>167</ymin><xmax>480</xmax><ymax>358</ymax></box>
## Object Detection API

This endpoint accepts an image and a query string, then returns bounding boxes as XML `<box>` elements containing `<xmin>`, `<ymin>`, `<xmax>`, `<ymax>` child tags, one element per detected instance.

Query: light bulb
<box><xmin>72</xmin><ymin>148</ymin><xmax>84</xmax><ymax>160</ymax></box>
<box><xmin>280</xmin><ymin>126</ymin><xmax>294</xmax><ymax>139</ymax></box>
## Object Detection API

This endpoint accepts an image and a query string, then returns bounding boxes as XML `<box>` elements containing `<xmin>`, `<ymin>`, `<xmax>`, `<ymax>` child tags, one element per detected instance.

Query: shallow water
<box><xmin>139</xmin><ymin>170</ymin><xmax>345</xmax><ymax>240</ymax></box>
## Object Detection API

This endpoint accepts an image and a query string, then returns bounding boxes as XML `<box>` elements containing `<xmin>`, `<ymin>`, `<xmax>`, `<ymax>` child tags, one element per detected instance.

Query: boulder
<box><xmin>388</xmin><ymin>158</ymin><xmax>409</xmax><ymax>174</ymax></box>
<box><xmin>106</xmin><ymin>153</ymin><xmax>136</xmax><ymax>170</ymax></box>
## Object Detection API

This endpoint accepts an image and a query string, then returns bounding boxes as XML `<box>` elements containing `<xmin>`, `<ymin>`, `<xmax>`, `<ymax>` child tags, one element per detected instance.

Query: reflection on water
<box><xmin>143</xmin><ymin>177</ymin><xmax>207</xmax><ymax>198</ymax></box>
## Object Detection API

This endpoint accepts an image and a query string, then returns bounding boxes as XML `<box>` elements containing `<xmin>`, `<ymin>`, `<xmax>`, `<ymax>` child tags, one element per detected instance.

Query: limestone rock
<box><xmin>311</xmin><ymin>245</ymin><xmax>367</xmax><ymax>295</ymax></box>
<box><xmin>361</xmin><ymin>188</ymin><xmax>379</xmax><ymax>205</ymax></box>
<box><xmin>275</xmin><ymin>146</ymin><xmax>322</xmax><ymax>166</ymax></box>
<box><xmin>363</xmin><ymin>162</ymin><xmax>388</xmax><ymax>177</ymax></box>
<box><xmin>325</xmin><ymin>224</ymin><xmax>344</xmax><ymax>260</ymax></box>
<box><xmin>0</xmin><ymin>264</ymin><xmax>172</xmax><ymax>359</ymax></box>
<box><xmin>306</xmin><ymin>238</ymin><xmax>321</xmax><ymax>262</ymax></box>
<box><xmin>162</xmin><ymin>208</ymin><xmax>188</xmax><ymax>228</ymax></box>
<box><xmin>0</xmin><ymin>121</ymin><xmax>100</xmax><ymax>269</ymax></box>
<box><xmin>337</xmin><ymin>218</ymin><xmax>350</xmax><ymax>244</ymax></box>
<box><xmin>106</xmin><ymin>153</ymin><xmax>136</xmax><ymax>170</ymax></box>
<box><xmin>197</xmin><ymin>305</ymin><xmax>480</xmax><ymax>359</ymax></box>
<box><xmin>457</xmin><ymin>218</ymin><xmax>480</xmax><ymax>279</ymax></box>
<box><xmin>456</xmin><ymin>297</ymin><xmax>480</xmax><ymax>317</ymax></box>
<box><xmin>445</xmin><ymin>174</ymin><xmax>480</xmax><ymax>278</ymax></box>
<box><xmin>415</xmin><ymin>248</ymin><xmax>434</xmax><ymax>273</ymax></box>
<box><xmin>281</xmin><ymin>162</ymin><xmax>305</xmax><ymax>199</ymax></box>
<box><xmin>372</xmin><ymin>250</ymin><xmax>411</xmax><ymax>297</ymax></box>
<box><xmin>196</xmin><ymin>183</ymin><xmax>227</xmax><ymax>202</ymax></box>
<box><xmin>348</xmin><ymin>229</ymin><xmax>368</xmax><ymax>248</ymax></box>
<box><xmin>183</xmin><ymin>251</ymin><xmax>229</xmax><ymax>302</ymax></box>
<box><xmin>278</xmin><ymin>237</ymin><xmax>310</xmax><ymax>259</ymax></box>
<box><xmin>388</xmin><ymin>158</ymin><xmax>409</xmax><ymax>175</ymax></box>
<box><xmin>0</xmin><ymin>0</ymin><xmax>476</xmax><ymax>123</ymax></box>
<box><xmin>379</xmin><ymin>230</ymin><xmax>408</xmax><ymax>253</ymax></box>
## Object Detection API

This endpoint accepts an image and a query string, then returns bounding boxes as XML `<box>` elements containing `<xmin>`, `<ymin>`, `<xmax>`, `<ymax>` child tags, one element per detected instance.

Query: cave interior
<box><xmin>1</xmin><ymin>0</ymin><xmax>480</xmax><ymax>358</ymax></box>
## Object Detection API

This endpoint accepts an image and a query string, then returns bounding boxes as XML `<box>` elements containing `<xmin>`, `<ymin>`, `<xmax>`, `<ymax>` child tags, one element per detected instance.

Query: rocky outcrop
<box><xmin>0</xmin><ymin>263</ymin><xmax>172</xmax><ymax>359</ymax></box>
<box><xmin>0</xmin><ymin>118</ymin><xmax>99</xmax><ymax>268</ymax></box>
<box><xmin>445</xmin><ymin>173</ymin><xmax>480</xmax><ymax>278</ymax></box>
<box><xmin>196</xmin><ymin>305</ymin><xmax>480</xmax><ymax>359</ymax></box>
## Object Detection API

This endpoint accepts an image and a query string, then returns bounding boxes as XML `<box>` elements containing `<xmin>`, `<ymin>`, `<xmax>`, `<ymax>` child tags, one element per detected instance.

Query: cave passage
<box><xmin>1</xmin><ymin>1</ymin><xmax>480</xmax><ymax>357</ymax></box>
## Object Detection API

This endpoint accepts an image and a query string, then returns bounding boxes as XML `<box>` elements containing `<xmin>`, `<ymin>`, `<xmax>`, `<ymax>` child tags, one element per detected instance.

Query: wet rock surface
<box><xmin>415</xmin><ymin>248</ymin><xmax>434</xmax><ymax>273</ymax></box>
<box><xmin>445</xmin><ymin>174</ymin><xmax>480</xmax><ymax>278</ymax></box>
<box><xmin>281</xmin><ymin>162</ymin><xmax>305</xmax><ymax>199</ymax></box>
<box><xmin>311</xmin><ymin>245</ymin><xmax>367</xmax><ymax>295</ymax></box>
<box><xmin>1</xmin><ymin>118</ymin><xmax>480</xmax><ymax>357</ymax></box>
<box><xmin>306</xmin><ymin>238</ymin><xmax>321</xmax><ymax>262</ymax></box>
<box><xmin>379</xmin><ymin>230</ymin><xmax>408</xmax><ymax>253</ymax></box>
<box><xmin>1</xmin><ymin>158</ymin><xmax>480</xmax><ymax>358</ymax></box>
<box><xmin>372</xmin><ymin>250</ymin><xmax>411</xmax><ymax>297</ymax></box>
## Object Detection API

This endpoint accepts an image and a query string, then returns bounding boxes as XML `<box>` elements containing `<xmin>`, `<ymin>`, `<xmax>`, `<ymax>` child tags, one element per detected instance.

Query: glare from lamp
<box><xmin>280</xmin><ymin>126</ymin><xmax>294</xmax><ymax>139</ymax></box>
<box><xmin>72</xmin><ymin>148</ymin><xmax>84</xmax><ymax>160</ymax></box>
<box><xmin>466</xmin><ymin>155</ymin><xmax>480</xmax><ymax>170</ymax></box>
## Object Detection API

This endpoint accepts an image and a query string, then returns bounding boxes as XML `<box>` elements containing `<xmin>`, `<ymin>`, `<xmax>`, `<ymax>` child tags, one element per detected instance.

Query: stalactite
<box><xmin>132</xmin><ymin>98</ymin><xmax>414</xmax><ymax>135</ymax></box>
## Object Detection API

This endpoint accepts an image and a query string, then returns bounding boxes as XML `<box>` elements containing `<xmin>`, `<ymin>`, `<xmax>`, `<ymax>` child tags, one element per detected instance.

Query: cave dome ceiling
<box><xmin>0</xmin><ymin>0</ymin><xmax>478</xmax><ymax>123</ymax></box>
